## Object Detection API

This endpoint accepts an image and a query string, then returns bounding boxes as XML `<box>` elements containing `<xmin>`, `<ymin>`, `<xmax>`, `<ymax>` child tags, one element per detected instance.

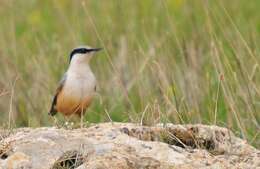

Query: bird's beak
<box><xmin>90</xmin><ymin>48</ymin><xmax>102</xmax><ymax>52</ymax></box>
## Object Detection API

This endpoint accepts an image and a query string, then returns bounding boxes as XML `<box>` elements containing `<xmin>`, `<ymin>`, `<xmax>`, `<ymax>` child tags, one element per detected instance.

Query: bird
<box><xmin>49</xmin><ymin>46</ymin><xmax>102</xmax><ymax>127</ymax></box>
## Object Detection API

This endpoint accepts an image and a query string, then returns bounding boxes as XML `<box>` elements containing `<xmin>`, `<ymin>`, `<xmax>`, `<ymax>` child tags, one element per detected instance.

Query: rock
<box><xmin>5</xmin><ymin>152</ymin><xmax>31</xmax><ymax>169</ymax></box>
<box><xmin>0</xmin><ymin>123</ymin><xmax>259</xmax><ymax>169</ymax></box>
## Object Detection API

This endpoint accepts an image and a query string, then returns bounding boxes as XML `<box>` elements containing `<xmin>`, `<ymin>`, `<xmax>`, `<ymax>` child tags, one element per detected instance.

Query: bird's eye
<box><xmin>83</xmin><ymin>49</ymin><xmax>88</xmax><ymax>53</ymax></box>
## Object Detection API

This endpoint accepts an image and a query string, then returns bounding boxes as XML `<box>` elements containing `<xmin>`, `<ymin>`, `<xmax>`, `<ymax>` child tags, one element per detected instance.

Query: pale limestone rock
<box><xmin>0</xmin><ymin>123</ymin><xmax>259</xmax><ymax>169</ymax></box>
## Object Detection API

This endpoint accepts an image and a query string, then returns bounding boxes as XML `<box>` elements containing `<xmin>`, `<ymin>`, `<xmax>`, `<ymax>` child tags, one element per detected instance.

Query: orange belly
<box><xmin>56</xmin><ymin>91</ymin><xmax>93</xmax><ymax>116</ymax></box>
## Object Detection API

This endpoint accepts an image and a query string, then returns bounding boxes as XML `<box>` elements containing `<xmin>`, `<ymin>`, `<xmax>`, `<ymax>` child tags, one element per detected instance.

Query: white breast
<box><xmin>62</xmin><ymin>64</ymin><xmax>96</xmax><ymax>101</ymax></box>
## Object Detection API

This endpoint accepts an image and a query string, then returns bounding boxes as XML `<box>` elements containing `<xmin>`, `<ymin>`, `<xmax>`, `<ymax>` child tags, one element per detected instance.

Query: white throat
<box><xmin>68</xmin><ymin>62</ymin><xmax>93</xmax><ymax>77</ymax></box>
<box><xmin>68</xmin><ymin>53</ymin><xmax>93</xmax><ymax>76</ymax></box>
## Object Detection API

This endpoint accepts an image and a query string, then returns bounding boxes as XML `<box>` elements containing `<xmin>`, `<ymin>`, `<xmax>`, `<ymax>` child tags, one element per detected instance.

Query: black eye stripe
<box><xmin>69</xmin><ymin>48</ymin><xmax>90</xmax><ymax>62</ymax></box>
<box><xmin>69</xmin><ymin>47</ymin><xmax>101</xmax><ymax>62</ymax></box>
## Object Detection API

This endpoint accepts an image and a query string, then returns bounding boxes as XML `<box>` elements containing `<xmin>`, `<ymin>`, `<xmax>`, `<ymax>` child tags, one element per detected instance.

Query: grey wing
<box><xmin>48</xmin><ymin>73</ymin><xmax>67</xmax><ymax>116</ymax></box>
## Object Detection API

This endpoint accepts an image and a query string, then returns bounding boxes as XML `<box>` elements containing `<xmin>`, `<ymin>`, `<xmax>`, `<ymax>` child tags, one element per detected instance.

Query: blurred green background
<box><xmin>0</xmin><ymin>0</ymin><xmax>259</xmax><ymax>147</ymax></box>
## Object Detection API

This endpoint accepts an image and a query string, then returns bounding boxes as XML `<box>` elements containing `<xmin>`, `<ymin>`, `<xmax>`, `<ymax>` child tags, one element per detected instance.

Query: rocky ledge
<box><xmin>0</xmin><ymin>123</ymin><xmax>259</xmax><ymax>169</ymax></box>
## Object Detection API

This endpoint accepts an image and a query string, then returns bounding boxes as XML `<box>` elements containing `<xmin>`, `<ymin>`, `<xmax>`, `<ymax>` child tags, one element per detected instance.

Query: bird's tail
<box><xmin>48</xmin><ymin>108</ymin><xmax>57</xmax><ymax>116</ymax></box>
<box><xmin>49</xmin><ymin>95</ymin><xmax>58</xmax><ymax>116</ymax></box>
<box><xmin>49</xmin><ymin>98</ymin><xmax>58</xmax><ymax>116</ymax></box>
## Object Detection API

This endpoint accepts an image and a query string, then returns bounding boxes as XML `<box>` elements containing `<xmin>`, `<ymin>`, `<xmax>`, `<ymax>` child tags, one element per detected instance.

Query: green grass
<box><xmin>0</xmin><ymin>0</ymin><xmax>259</xmax><ymax>147</ymax></box>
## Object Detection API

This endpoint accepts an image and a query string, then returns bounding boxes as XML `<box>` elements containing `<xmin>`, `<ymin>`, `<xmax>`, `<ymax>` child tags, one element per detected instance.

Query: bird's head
<box><xmin>69</xmin><ymin>46</ymin><xmax>102</xmax><ymax>64</ymax></box>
